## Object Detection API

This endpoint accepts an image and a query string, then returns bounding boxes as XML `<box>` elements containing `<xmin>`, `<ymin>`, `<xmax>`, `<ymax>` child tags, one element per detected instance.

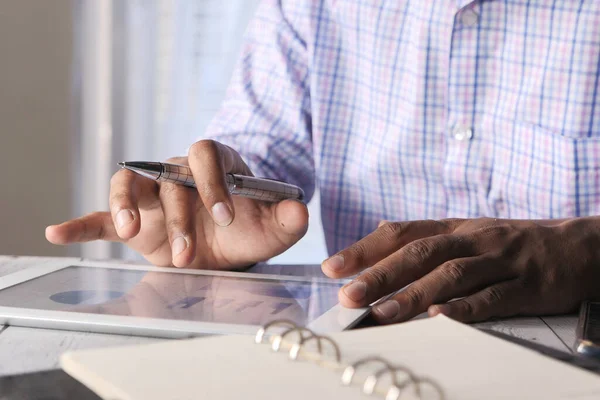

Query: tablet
<box><xmin>0</xmin><ymin>260</ymin><xmax>369</xmax><ymax>338</ymax></box>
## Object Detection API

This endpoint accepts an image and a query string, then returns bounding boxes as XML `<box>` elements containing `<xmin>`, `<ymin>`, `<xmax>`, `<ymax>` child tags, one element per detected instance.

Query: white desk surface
<box><xmin>0</xmin><ymin>255</ymin><xmax>579</xmax><ymax>377</ymax></box>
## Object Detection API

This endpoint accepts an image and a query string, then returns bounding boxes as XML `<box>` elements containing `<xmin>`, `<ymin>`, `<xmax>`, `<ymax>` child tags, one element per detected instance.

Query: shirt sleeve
<box><xmin>202</xmin><ymin>0</ymin><xmax>315</xmax><ymax>202</ymax></box>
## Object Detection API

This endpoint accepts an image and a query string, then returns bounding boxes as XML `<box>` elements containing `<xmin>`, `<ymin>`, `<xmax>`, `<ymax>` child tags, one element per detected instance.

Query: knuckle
<box><xmin>189</xmin><ymin>139</ymin><xmax>219</xmax><ymax>158</ymax></box>
<box><xmin>460</xmin><ymin>299</ymin><xmax>476</xmax><ymax>317</ymax></box>
<box><xmin>404</xmin><ymin>286</ymin><xmax>426</xmax><ymax>307</ymax></box>
<box><xmin>479</xmin><ymin>217</ymin><xmax>497</xmax><ymax>226</ymax></box>
<box><xmin>166</xmin><ymin>217</ymin><xmax>187</xmax><ymax>234</ymax></box>
<box><xmin>430</xmin><ymin>218</ymin><xmax>451</xmax><ymax>232</ymax></box>
<box><xmin>378</xmin><ymin>222</ymin><xmax>406</xmax><ymax>240</ymax></box>
<box><xmin>85</xmin><ymin>212</ymin><xmax>106</xmax><ymax>239</ymax></box>
<box><xmin>347</xmin><ymin>242</ymin><xmax>371</xmax><ymax>267</ymax></box>
<box><xmin>440</xmin><ymin>261</ymin><xmax>467</xmax><ymax>284</ymax></box>
<box><xmin>97</xmin><ymin>223</ymin><xmax>106</xmax><ymax>240</ymax></box>
<box><xmin>489</xmin><ymin>223</ymin><xmax>519</xmax><ymax>239</ymax></box>
<box><xmin>402</xmin><ymin>239</ymin><xmax>435</xmax><ymax>263</ymax></box>
<box><xmin>109</xmin><ymin>191</ymin><xmax>130</xmax><ymax>206</ymax></box>
<box><xmin>364</xmin><ymin>265</ymin><xmax>394</xmax><ymax>288</ymax></box>
<box><xmin>458</xmin><ymin>234</ymin><xmax>480</xmax><ymax>254</ymax></box>
<box><xmin>159</xmin><ymin>182</ymin><xmax>180</xmax><ymax>197</ymax></box>
<box><xmin>197</xmin><ymin>180</ymin><xmax>218</xmax><ymax>199</ymax></box>
<box><xmin>440</xmin><ymin>218</ymin><xmax>462</xmax><ymax>229</ymax></box>
<box><xmin>482</xmin><ymin>286</ymin><xmax>505</xmax><ymax>306</ymax></box>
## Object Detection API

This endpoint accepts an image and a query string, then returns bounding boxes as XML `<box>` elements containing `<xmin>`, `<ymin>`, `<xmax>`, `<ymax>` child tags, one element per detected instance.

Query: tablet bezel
<box><xmin>0</xmin><ymin>260</ymin><xmax>370</xmax><ymax>338</ymax></box>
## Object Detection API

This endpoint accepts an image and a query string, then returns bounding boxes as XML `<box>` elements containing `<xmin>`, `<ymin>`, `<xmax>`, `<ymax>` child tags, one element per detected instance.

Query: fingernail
<box><xmin>172</xmin><ymin>236</ymin><xmax>189</xmax><ymax>257</ymax></box>
<box><xmin>212</xmin><ymin>202</ymin><xmax>233</xmax><ymax>226</ymax></box>
<box><xmin>374</xmin><ymin>300</ymin><xmax>400</xmax><ymax>320</ymax></box>
<box><xmin>116</xmin><ymin>209</ymin><xmax>134</xmax><ymax>229</ymax></box>
<box><xmin>343</xmin><ymin>281</ymin><xmax>367</xmax><ymax>302</ymax></box>
<box><xmin>324</xmin><ymin>255</ymin><xmax>344</xmax><ymax>272</ymax></box>
<box><xmin>429</xmin><ymin>304</ymin><xmax>449</xmax><ymax>317</ymax></box>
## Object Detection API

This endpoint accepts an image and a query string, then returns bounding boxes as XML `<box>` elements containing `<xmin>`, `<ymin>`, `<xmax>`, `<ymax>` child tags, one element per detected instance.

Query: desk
<box><xmin>0</xmin><ymin>255</ymin><xmax>580</xmax><ymax>377</ymax></box>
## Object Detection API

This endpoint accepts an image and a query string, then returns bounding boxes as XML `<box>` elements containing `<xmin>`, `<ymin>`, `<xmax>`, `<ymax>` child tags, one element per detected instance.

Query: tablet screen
<box><xmin>0</xmin><ymin>266</ymin><xmax>345</xmax><ymax>327</ymax></box>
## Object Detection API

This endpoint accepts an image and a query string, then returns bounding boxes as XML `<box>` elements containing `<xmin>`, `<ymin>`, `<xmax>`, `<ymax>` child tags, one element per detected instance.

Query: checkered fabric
<box><xmin>204</xmin><ymin>0</ymin><xmax>600</xmax><ymax>255</ymax></box>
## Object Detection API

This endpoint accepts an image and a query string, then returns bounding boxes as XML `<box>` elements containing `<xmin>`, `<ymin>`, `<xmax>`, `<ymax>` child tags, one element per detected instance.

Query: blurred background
<box><xmin>0</xmin><ymin>0</ymin><xmax>327</xmax><ymax>265</ymax></box>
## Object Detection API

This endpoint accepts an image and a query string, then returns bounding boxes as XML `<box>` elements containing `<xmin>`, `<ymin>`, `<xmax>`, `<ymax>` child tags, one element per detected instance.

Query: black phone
<box><xmin>575</xmin><ymin>301</ymin><xmax>600</xmax><ymax>359</ymax></box>
<box><xmin>0</xmin><ymin>369</ymin><xmax>100</xmax><ymax>400</ymax></box>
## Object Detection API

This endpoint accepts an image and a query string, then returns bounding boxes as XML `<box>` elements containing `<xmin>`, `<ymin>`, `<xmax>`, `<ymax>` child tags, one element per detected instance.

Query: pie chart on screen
<box><xmin>49</xmin><ymin>290</ymin><xmax>125</xmax><ymax>305</ymax></box>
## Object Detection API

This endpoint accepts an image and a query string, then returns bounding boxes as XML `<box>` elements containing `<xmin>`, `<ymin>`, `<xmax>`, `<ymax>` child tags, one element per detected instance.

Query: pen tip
<box><xmin>118</xmin><ymin>162</ymin><xmax>125</xmax><ymax>167</ymax></box>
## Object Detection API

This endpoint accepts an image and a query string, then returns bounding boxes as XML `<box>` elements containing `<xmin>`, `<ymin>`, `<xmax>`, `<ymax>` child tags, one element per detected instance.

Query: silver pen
<box><xmin>118</xmin><ymin>161</ymin><xmax>305</xmax><ymax>202</ymax></box>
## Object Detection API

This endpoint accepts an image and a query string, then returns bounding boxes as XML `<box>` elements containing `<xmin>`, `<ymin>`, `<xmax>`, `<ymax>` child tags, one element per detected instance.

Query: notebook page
<box><xmin>61</xmin><ymin>333</ymin><xmax>367</xmax><ymax>400</ymax></box>
<box><xmin>332</xmin><ymin>315</ymin><xmax>600</xmax><ymax>399</ymax></box>
<box><xmin>61</xmin><ymin>315</ymin><xmax>600</xmax><ymax>400</ymax></box>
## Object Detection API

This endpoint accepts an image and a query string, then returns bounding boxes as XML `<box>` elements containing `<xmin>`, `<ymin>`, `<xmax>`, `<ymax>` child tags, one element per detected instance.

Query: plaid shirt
<box><xmin>205</xmin><ymin>0</ymin><xmax>600</xmax><ymax>255</ymax></box>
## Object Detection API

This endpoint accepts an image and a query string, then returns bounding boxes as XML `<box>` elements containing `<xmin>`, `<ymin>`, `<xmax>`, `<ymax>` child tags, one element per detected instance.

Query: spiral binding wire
<box><xmin>255</xmin><ymin>320</ymin><xmax>445</xmax><ymax>400</ymax></box>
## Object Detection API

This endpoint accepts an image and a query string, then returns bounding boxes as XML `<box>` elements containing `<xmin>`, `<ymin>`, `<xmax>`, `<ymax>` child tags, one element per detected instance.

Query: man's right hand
<box><xmin>45</xmin><ymin>140</ymin><xmax>309</xmax><ymax>270</ymax></box>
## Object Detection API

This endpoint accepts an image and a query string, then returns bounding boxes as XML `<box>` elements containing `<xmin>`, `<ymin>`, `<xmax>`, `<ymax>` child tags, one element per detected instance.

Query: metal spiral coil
<box><xmin>255</xmin><ymin>320</ymin><xmax>445</xmax><ymax>400</ymax></box>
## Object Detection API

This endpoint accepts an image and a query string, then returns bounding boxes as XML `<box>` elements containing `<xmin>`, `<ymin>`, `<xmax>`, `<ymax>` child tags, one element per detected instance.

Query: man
<box><xmin>46</xmin><ymin>1</ymin><xmax>600</xmax><ymax>324</ymax></box>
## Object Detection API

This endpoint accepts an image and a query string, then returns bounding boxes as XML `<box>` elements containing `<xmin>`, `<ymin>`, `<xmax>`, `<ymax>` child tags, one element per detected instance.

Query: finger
<box><xmin>270</xmin><ymin>199</ymin><xmax>309</xmax><ymax>246</ymax></box>
<box><xmin>207</xmin><ymin>198</ymin><xmax>309</xmax><ymax>267</ymax></box>
<box><xmin>109</xmin><ymin>168</ymin><xmax>157</xmax><ymax>239</ymax></box>
<box><xmin>428</xmin><ymin>280</ymin><xmax>528</xmax><ymax>323</ymax></box>
<box><xmin>371</xmin><ymin>256</ymin><xmax>516</xmax><ymax>323</ymax></box>
<box><xmin>188</xmin><ymin>140</ymin><xmax>251</xmax><ymax>227</ymax></box>
<box><xmin>158</xmin><ymin>180</ymin><xmax>198</xmax><ymax>268</ymax></box>
<box><xmin>322</xmin><ymin>220</ymin><xmax>454</xmax><ymax>278</ymax></box>
<box><xmin>45</xmin><ymin>212</ymin><xmax>121</xmax><ymax>244</ymax></box>
<box><xmin>338</xmin><ymin>234</ymin><xmax>474</xmax><ymax>308</ymax></box>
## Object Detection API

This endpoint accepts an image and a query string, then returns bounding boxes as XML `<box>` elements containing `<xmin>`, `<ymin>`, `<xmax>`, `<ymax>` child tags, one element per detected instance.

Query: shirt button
<box><xmin>460</xmin><ymin>9</ymin><xmax>480</xmax><ymax>27</ymax></box>
<box><xmin>452</xmin><ymin>126</ymin><xmax>473</xmax><ymax>141</ymax></box>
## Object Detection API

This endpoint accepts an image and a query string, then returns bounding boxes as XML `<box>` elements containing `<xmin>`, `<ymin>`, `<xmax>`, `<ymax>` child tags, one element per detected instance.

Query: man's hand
<box><xmin>322</xmin><ymin>218</ymin><xmax>600</xmax><ymax>323</ymax></box>
<box><xmin>45</xmin><ymin>140</ymin><xmax>309</xmax><ymax>270</ymax></box>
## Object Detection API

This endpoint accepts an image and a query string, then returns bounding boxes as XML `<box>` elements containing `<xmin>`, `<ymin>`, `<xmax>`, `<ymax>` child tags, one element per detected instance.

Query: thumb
<box><xmin>271</xmin><ymin>199</ymin><xmax>309</xmax><ymax>246</ymax></box>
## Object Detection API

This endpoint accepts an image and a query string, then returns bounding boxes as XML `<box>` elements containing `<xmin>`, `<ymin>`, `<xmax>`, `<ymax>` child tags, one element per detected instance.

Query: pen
<box><xmin>118</xmin><ymin>161</ymin><xmax>305</xmax><ymax>203</ymax></box>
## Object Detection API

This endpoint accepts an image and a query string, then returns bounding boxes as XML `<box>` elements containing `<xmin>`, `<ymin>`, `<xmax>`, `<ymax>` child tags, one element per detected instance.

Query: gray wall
<box><xmin>0</xmin><ymin>0</ymin><xmax>73</xmax><ymax>256</ymax></box>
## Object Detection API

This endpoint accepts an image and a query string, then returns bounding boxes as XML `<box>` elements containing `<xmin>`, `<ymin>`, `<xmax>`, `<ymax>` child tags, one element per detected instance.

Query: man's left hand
<box><xmin>321</xmin><ymin>218</ymin><xmax>600</xmax><ymax>323</ymax></box>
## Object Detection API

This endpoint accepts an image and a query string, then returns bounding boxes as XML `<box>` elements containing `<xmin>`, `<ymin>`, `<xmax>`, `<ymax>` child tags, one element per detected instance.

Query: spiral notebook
<box><xmin>60</xmin><ymin>314</ymin><xmax>600</xmax><ymax>400</ymax></box>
